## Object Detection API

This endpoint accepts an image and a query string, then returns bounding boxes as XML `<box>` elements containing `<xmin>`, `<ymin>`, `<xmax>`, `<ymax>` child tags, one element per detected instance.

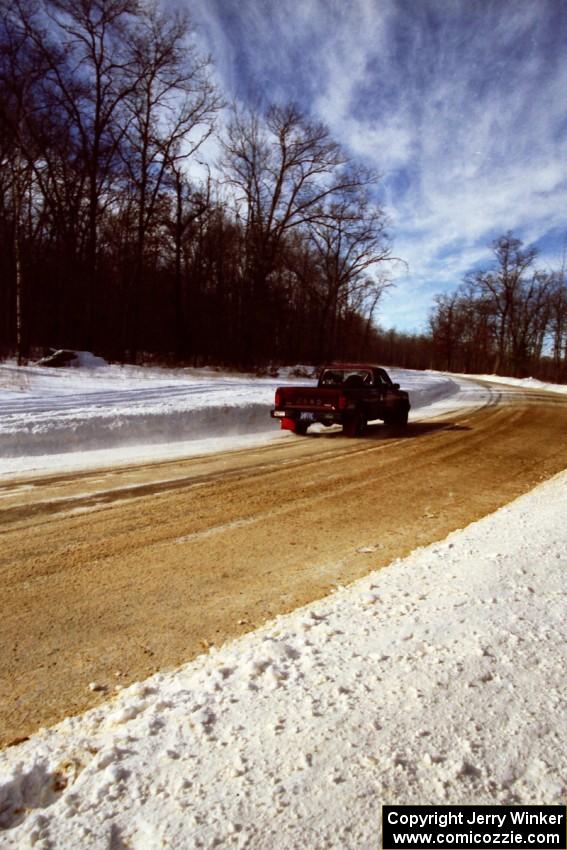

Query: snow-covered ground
<box><xmin>0</xmin><ymin>358</ymin><xmax>478</xmax><ymax>477</ymax></box>
<box><xmin>1</xmin><ymin>359</ymin><xmax>565</xmax><ymax>848</ymax></box>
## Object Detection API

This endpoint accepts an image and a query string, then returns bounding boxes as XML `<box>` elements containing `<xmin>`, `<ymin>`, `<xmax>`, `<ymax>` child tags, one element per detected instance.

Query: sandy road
<box><xmin>1</xmin><ymin>381</ymin><xmax>567</xmax><ymax>746</ymax></box>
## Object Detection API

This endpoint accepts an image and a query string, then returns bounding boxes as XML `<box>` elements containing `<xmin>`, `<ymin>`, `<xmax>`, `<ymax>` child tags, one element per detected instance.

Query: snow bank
<box><xmin>0</xmin><ymin>364</ymin><xmax>470</xmax><ymax>476</ymax></box>
<box><xmin>0</xmin><ymin>364</ymin><xmax>286</xmax><ymax>464</ymax></box>
<box><xmin>1</xmin><ymin>469</ymin><xmax>565</xmax><ymax>847</ymax></box>
<box><xmin>0</xmin><ymin>398</ymin><xmax>274</xmax><ymax>457</ymax></box>
<box><xmin>467</xmin><ymin>373</ymin><xmax>567</xmax><ymax>395</ymax></box>
<box><xmin>393</xmin><ymin>368</ymin><xmax>461</xmax><ymax>409</ymax></box>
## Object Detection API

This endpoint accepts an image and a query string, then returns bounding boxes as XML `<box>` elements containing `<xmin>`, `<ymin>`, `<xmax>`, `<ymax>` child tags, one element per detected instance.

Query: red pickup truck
<box><xmin>271</xmin><ymin>363</ymin><xmax>410</xmax><ymax>437</ymax></box>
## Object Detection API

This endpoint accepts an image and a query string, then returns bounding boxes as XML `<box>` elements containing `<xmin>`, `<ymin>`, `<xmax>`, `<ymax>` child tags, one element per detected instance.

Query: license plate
<box><xmin>299</xmin><ymin>411</ymin><xmax>315</xmax><ymax>421</ymax></box>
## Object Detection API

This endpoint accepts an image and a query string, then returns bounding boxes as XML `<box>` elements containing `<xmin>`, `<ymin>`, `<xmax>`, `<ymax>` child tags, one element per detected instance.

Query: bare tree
<box><xmin>429</xmin><ymin>292</ymin><xmax>470</xmax><ymax>372</ymax></box>
<box><xmin>548</xmin><ymin>272</ymin><xmax>567</xmax><ymax>380</ymax></box>
<box><xmin>468</xmin><ymin>233</ymin><xmax>538</xmax><ymax>373</ymax></box>
<box><xmin>117</xmin><ymin>2</ymin><xmax>220</xmax><ymax>357</ymax></box>
<box><xmin>165</xmin><ymin>162</ymin><xmax>214</xmax><ymax>357</ymax></box>
<box><xmin>25</xmin><ymin>0</ymin><xmax>139</xmax><ymax>343</ymax></box>
<box><xmin>305</xmin><ymin>182</ymin><xmax>391</xmax><ymax>359</ymax></box>
<box><xmin>221</xmin><ymin>102</ymin><xmax>374</xmax><ymax>363</ymax></box>
<box><xmin>0</xmin><ymin>0</ymin><xmax>48</xmax><ymax>359</ymax></box>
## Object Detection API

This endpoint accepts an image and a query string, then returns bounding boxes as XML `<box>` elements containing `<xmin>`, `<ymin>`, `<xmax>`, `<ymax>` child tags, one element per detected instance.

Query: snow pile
<box><xmin>1</xmin><ymin>470</ymin><xmax>565</xmax><ymax>848</ymax></box>
<box><xmin>34</xmin><ymin>350</ymin><xmax>109</xmax><ymax>369</ymax></box>
<box><xmin>0</xmin><ymin>362</ymin><xmax>472</xmax><ymax>475</ymax></box>
<box><xmin>67</xmin><ymin>351</ymin><xmax>108</xmax><ymax>369</ymax></box>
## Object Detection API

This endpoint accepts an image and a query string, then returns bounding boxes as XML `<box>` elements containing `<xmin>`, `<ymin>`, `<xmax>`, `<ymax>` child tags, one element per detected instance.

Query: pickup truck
<box><xmin>271</xmin><ymin>363</ymin><xmax>410</xmax><ymax>437</ymax></box>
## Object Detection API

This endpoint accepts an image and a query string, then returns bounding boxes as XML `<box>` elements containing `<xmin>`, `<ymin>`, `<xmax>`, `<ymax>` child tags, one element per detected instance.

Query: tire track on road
<box><xmin>2</xmin><ymin>385</ymin><xmax>567</xmax><ymax>746</ymax></box>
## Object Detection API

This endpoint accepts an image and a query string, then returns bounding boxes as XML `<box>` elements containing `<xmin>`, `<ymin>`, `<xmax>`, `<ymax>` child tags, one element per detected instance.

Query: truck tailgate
<box><xmin>277</xmin><ymin>387</ymin><xmax>341</xmax><ymax>408</ymax></box>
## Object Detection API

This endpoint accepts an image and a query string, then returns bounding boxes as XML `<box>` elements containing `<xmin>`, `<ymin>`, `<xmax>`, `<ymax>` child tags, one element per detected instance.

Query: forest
<box><xmin>1</xmin><ymin>0</ymin><xmax>567</xmax><ymax>382</ymax></box>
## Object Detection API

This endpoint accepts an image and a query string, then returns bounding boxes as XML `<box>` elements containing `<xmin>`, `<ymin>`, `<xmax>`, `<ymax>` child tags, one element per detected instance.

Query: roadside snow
<box><xmin>465</xmin><ymin>372</ymin><xmax>567</xmax><ymax>395</ymax></box>
<box><xmin>1</xmin><ymin>468</ymin><xmax>565</xmax><ymax>847</ymax></box>
<box><xmin>0</xmin><ymin>361</ymin><xmax>474</xmax><ymax>477</ymax></box>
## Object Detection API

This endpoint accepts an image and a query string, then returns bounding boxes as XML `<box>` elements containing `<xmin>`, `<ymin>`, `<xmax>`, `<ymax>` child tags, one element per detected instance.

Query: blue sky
<box><xmin>188</xmin><ymin>0</ymin><xmax>567</xmax><ymax>332</ymax></box>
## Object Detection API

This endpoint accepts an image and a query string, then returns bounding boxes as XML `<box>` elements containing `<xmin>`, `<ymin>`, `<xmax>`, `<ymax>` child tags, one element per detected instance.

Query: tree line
<box><xmin>0</xmin><ymin>0</ymin><xmax>394</xmax><ymax>366</ymax></box>
<box><xmin>428</xmin><ymin>233</ymin><xmax>567</xmax><ymax>382</ymax></box>
<box><xmin>2</xmin><ymin>2</ymin><xmax>566</xmax><ymax>382</ymax></box>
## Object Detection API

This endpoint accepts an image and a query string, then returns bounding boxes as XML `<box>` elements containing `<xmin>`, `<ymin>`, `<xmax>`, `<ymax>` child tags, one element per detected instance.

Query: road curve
<box><xmin>1</xmin><ymin>380</ymin><xmax>567</xmax><ymax>746</ymax></box>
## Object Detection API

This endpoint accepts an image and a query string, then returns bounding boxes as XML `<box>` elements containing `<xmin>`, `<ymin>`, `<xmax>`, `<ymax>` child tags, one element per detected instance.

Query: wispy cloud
<box><xmin>189</xmin><ymin>0</ymin><xmax>567</xmax><ymax>331</ymax></box>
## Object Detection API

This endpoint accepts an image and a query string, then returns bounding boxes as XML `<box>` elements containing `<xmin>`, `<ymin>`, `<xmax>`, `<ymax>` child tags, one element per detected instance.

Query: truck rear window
<box><xmin>319</xmin><ymin>369</ymin><xmax>373</xmax><ymax>386</ymax></box>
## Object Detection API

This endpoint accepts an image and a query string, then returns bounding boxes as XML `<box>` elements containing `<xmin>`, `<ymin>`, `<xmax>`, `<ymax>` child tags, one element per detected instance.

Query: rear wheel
<box><xmin>343</xmin><ymin>410</ymin><xmax>366</xmax><ymax>437</ymax></box>
<box><xmin>294</xmin><ymin>420</ymin><xmax>309</xmax><ymax>435</ymax></box>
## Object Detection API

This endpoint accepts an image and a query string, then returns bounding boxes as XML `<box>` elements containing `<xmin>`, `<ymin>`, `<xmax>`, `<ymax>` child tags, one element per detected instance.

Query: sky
<box><xmin>186</xmin><ymin>0</ymin><xmax>567</xmax><ymax>333</ymax></box>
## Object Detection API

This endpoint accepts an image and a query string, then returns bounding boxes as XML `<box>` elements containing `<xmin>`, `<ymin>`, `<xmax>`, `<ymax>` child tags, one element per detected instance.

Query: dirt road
<box><xmin>2</xmin><ymin>381</ymin><xmax>567</xmax><ymax>746</ymax></box>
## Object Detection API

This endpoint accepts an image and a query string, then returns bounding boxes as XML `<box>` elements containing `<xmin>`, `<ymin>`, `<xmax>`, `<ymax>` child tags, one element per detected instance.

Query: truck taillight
<box><xmin>338</xmin><ymin>394</ymin><xmax>347</xmax><ymax>409</ymax></box>
<box><xmin>275</xmin><ymin>389</ymin><xmax>282</xmax><ymax>408</ymax></box>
